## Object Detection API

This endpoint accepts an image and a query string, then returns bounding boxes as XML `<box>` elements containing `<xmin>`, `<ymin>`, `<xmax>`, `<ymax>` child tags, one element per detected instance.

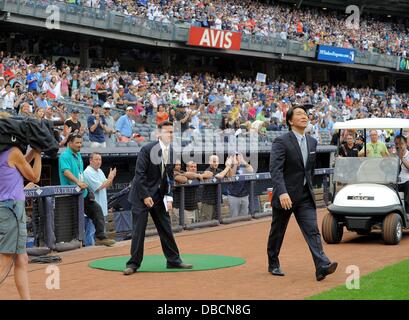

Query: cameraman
<box><xmin>0</xmin><ymin>144</ymin><xmax>42</xmax><ymax>300</ymax></box>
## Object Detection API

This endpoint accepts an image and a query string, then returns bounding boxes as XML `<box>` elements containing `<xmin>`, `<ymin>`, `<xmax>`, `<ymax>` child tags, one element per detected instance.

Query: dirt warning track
<box><xmin>1</xmin><ymin>209</ymin><xmax>409</xmax><ymax>300</ymax></box>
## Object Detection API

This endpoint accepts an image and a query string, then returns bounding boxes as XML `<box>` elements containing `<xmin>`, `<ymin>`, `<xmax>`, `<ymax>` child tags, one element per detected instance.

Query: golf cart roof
<box><xmin>334</xmin><ymin>118</ymin><xmax>409</xmax><ymax>130</ymax></box>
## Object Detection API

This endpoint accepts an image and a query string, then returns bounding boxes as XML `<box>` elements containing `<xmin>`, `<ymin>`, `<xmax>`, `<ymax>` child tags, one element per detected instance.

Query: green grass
<box><xmin>307</xmin><ymin>259</ymin><xmax>409</xmax><ymax>300</ymax></box>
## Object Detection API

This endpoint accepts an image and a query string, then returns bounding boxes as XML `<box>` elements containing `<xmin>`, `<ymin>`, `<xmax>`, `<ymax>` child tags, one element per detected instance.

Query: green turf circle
<box><xmin>89</xmin><ymin>254</ymin><xmax>246</xmax><ymax>272</ymax></box>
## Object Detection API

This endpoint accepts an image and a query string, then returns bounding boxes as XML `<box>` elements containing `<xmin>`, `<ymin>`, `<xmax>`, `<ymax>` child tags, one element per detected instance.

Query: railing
<box><xmin>108</xmin><ymin>168</ymin><xmax>334</xmax><ymax>239</ymax></box>
<box><xmin>0</xmin><ymin>0</ymin><xmax>401</xmax><ymax>70</ymax></box>
<box><xmin>174</xmin><ymin>168</ymin><xmax>334</xmax><ymax>228</ymax></box>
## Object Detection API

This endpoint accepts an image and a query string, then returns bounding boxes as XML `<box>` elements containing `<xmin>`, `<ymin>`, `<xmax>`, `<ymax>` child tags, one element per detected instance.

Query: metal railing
<box><xmin>174</xmin><ymin>168</ymin><xmax>334</xmax><ymax>229</ymax></box>
<box><xmin>0</xmin><ymin>0</ymin><xmax>401</xmax><ymax>70</ymax></box>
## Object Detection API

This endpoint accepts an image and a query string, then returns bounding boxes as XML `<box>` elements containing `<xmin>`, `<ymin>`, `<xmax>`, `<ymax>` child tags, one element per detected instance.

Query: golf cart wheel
<box><xmin>382</xmin><ymin>213</ymin><xmax>402</xmax><ymax>245</ymax></box>
<box><xmin>322</xmin><ymin>213</ymin><xmax>343</xmax><ymax>244</ymax></box>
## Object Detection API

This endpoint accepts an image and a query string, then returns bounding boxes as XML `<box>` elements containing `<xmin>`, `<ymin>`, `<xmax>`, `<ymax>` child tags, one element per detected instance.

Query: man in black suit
<box><xmin>123</xmin><ymin>121</ymin><xmax>192</xmax><ymax>275</ymax></box>
<box><xmin>267</xmin><ymin>105</ymin><xmax>337</xmax><ymax>281</ymax></box>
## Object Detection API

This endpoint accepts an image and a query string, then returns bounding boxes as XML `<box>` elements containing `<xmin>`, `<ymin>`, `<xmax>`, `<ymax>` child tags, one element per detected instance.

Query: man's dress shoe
<box><xmin>166</xmin><ymin>263</ymin><xmax>193</xmax><ymax>269</ymax></box>
<box><xmin>316</xmin><ymin>262</ymin><xmax>338</xmax><ymax>281</ymax></box>
<box><xmin>269</xmin><ymin>267</ymin><xmax>285</xmax><ymax>276</ymax></box>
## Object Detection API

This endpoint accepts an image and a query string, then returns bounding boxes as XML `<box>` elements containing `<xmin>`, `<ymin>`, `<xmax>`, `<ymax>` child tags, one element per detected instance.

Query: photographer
<box><xmin>395</xmin><ymin>135</ymin><xmax>409</xmax><ymax>212</ymax></box>
<box><xmin>0</xmin><ymin>143</ymin><xmax>42</xmax><ymax>300</ymax></box>
<box><xmin>227</xmin><ymin>153</ymin><xmax>254</xmax><ymax>217</ymax></box>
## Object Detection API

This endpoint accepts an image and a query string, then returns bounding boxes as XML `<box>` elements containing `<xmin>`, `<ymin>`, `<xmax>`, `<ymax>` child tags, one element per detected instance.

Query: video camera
<box><xmin>0</xmin><ymin>116</ymin><xmax>59</xmax><ymax>158</ymax></box>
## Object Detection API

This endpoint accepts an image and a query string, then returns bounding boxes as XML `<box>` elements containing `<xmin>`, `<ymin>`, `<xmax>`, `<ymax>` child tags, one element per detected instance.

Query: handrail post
<box><xmin>216</xmin><ymin>183</ymin><xmax>222</xmax><ymax>222</ymax></box>
<box><xmin>179</xmin><ymin>186</ymin><xmax>185</xmax><ymax>227</ymax></box>
<box><xmin>249</xmin><ymin>180</ymin><xmax>255</xmax><ymax>217</ymax></box>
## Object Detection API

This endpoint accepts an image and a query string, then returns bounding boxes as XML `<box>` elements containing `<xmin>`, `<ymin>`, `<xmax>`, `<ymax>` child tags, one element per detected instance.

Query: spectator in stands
<box><xmin>0</xmin><ymin>139</ymin><xmax>42</xmax><ymax>300</ymax></box>
<box><xmin>175</xmin><ymin>103</ymin><xmax>190</xmax><ymax>133</ymax></box>
<box><xmin>115</xmin><ymin>106</ymin><xmax>134</xmax><ymax>142</ymax></box>
<box><xmin>34</xmin><ymin>91</ymin><xmax>49</xmax><ymax>110</ymax></box>
<box><xmin>34</xmin><ymin>107</ymin><xmax>45</xmax><ymax>121</ymax></box>
<box><xmin>96</xmin><ymin>78</ymin><xmax>108</xmax><ymax>102</ymax></box>
<box><xmin>18</xmin><ymin>102</ymin><xmax>33</xmax><ymax>118</ymax></box>
<box><xmin>58</xmin><ymin>133</ymin><xmax>115</xmax><ymax>246</ymax></box>
<box><xmin>156</xmin><ymin>104</ymin><xmax>169</xmax><ymax>126</ymax></box>
<box><xmin>0</xmin><ymin>83</ymin><xmax>16</xmax><ymax>112</ymax></box>
<box><xmin>84</xmin><ymin>152</ymin><xmax>117</xmax><ymax>226</ymax></box>
<box><xmin>227</xmin><ymin>152</ymin><xmax>254</xmax><ymax>217</ymax></box>
<box><xmin>64</xmin><ymin>108</ymin><xmax>83</xmax><ymax>137</ymax></box>
<box><xmin>88</xmin><ymin>102</ymin><xmax>108</xmax><ymax>148</ymax></box>
<box><xmin>26</xmin><ymin>66</ymin><xmax>38</xmax><ymax>93</ymax></box>
<box><xmin>358</xmin><ymin>130</ymin><xmax>389</xmax><ymax>157</ymax></box>
<box><xmin>44</xmin><ymin>102</ymin><xmax>66</xmax><ymax>123</ymax></box>
<box><xmin>266</xmin><ymin>118</ymin><xmax>282</xmax><ymax>131</ymax></box>
<box><xmin>69</xmin><ymin>73</ymin><xmax>80</xmax><ymax>97</ymax></box>
<box><xmin>338</xmin><ymin>134</ymin><xmax>359</xmax><ymax>157</ymax></box>
<box><xmin>102</xmin><ymin>102</ymin><xmax>118</xmax><ymax>147</ymax></box>
<box><xmin>201</xmin><ymin>155</ymin><xmax>234</xmax><ymax>221</ymax></box>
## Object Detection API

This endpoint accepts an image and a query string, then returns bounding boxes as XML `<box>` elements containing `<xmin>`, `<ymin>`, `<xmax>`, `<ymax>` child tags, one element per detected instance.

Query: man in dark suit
<box><xmin>267</xmin><ymin>105</ymin><xmax>337</xmax><ymax>281</ymax></box>
<box><xmin>123</xmin><ymin>121</ymin><xmax>192</xmax><ymax>275</ymax></box>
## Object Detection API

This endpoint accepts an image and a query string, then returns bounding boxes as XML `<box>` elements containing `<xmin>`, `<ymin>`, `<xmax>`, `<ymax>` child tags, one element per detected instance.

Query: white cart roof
<box><xmin>334</xmin><ymin>118</ymin><xmax>409</xmax><ymax>130</ymax></box>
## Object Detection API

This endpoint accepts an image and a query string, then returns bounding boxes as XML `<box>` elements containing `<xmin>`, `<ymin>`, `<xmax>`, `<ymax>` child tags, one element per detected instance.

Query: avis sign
<box><xmin>187</xmin><ymin>26</ymin><xmax>242</xmax><ymax>51</ymax></box>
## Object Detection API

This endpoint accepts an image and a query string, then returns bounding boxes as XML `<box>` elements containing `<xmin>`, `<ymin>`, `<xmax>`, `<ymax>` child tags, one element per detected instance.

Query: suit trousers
<box><xmin>267</xmin><ymin>185</ymin><xmax>330</xmax><ymax>271</ymax></box>
<box><xmin>126</xmin><ymin>199</ymin><xmax>182</xmax><ymax>270</ymax></box>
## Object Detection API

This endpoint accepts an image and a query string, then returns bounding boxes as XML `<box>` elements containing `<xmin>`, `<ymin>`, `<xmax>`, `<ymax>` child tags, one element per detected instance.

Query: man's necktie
<box><xmin>300</xmin><ymin>136</ymin><xmax>308</xmax><ymax>186</ymax></box>
<box><xmin>300</xmin><ymin>136</ymin><xmax>308</xmax><ymax>167</ymax></box>
<box><xmin>162</xmin><ymin>147</ymin><xmax>169</xmax><ymax>177</ymax></box>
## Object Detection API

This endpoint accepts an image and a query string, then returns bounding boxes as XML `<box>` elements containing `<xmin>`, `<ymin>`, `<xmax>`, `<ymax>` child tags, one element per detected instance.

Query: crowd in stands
<box><xmin>56</xmin><ymin>0</ymin><xmax>409</xmax><ymax>57</ymax></box>
<box><xmin>1</xmin><ymin>51</ymin><xmax>409</xmax><ymax>148</ymax></box>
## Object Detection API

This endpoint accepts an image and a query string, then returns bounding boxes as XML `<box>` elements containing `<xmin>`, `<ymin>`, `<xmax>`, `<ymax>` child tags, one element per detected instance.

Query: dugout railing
<box><xmin>174</xmin><ymin>168</ymin><xmax>334</xmax><ymax>230</ymax></box>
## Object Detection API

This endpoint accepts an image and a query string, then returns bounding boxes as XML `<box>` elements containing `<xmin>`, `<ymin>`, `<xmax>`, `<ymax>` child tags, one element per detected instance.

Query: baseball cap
<box><xmin>103</xmin><ymin>102</ymin><xmax>111</xmax><ymax>109</ymax></box>
<box><xmin>71</xmin><ymin>108</ymin><xmax>80</xmax><ymax>113</ymax></box>
<box><xmin>126</xmin><ymin>106</ymin><xmax>134</xmax><ymax>111</ymax></box>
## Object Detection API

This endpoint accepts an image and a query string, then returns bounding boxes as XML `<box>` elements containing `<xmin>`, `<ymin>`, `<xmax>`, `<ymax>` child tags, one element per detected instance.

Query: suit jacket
<box><xmin>128</xmin><ymin>141</ymin><xmax>174</xmax><ymax>208</ymax></box>
<box><xmin>269</xmin><ymin>131</ymin><xmax>317</xmax><ymax>208</ymax></box>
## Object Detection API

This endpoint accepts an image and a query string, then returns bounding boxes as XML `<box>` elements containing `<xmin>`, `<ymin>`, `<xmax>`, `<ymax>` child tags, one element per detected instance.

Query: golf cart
<box><xmin>323</xmin><ymin>118</ymin><xmax>409</xmax><ymax>245</ymax></box>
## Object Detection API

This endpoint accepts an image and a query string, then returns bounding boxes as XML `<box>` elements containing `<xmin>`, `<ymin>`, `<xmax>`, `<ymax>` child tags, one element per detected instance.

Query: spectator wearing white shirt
<box><xmin>1</xmin><ymin>83</ymin><xmax>16</xmax><ymax>111</ymax></box>
<box><xmin>83</xmin><ymin>153</ymin><xmax>117</xmax><ymax>223</ymax></box>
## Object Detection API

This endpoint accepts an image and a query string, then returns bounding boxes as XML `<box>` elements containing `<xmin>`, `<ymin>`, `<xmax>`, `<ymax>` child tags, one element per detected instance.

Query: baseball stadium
<box><xmin>1</xmin><ymin>0</ymin><xmax>409</xmax><ymax>302</ymax></box>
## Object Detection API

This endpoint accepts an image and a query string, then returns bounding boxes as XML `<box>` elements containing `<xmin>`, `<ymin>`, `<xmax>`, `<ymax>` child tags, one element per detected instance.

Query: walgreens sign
<box><xmin>187</xmin><ymin>26</ymin><xmax>242</xmax><ymax>51</ymax></box>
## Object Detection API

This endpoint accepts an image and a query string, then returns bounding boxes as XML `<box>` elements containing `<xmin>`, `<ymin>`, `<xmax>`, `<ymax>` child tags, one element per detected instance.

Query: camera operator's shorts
<box><xmin>0</xmin><ymin>200</ymin><xmax>27</xmax><ymax>254</ymax></box>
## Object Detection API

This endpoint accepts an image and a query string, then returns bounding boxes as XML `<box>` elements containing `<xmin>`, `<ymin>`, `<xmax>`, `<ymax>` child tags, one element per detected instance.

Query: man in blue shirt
<box><xmin>58</xmin><ymin>134</ymin><xmax>115</xmax><ymax>246</ymax></box>
<box><xmin>115</xmin><ymin>107</ymin><xmax>134</xmax><ymax>142</ymax></box>
<box><xmin>87</xmin><ymin>102</ymin><xmax>107</xmax><ymax>148</ymax></box>
<box><xmin>35</xmin><ymin>91</ymin><xmax>49</xmax><ymax>110</ymax></box>
<box><xmin>26</xmin><ymin>66</ymin><xmax>38</xmax><ymax>92</ymax></box>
